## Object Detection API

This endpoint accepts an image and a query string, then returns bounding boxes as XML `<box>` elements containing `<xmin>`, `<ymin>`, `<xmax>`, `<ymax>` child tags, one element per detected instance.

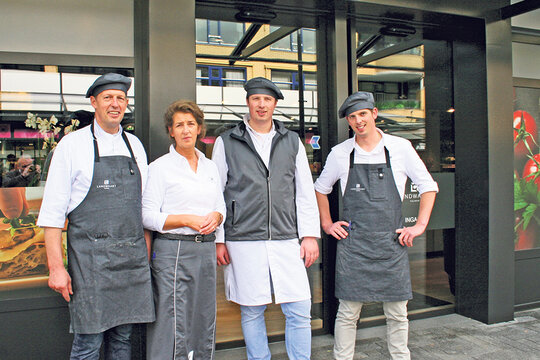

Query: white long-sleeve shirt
<box><xmin>37</xmin><ymin>121</ymin><xmax>148</xmax><ymax>228</ymax></box>
<box><xmin>142</xmin><ymin>145</ymin><xmax>226</xmax><ymax>242</ymax></box>
<box><xmin>212</xmin><ymin>116</ymin><xmax>320</xmax><ymax>305</ymax></box>
<box><xmin>314</xmin><ymin>129</ymin><xmax>439</xmax><ymax>197</ymax></box>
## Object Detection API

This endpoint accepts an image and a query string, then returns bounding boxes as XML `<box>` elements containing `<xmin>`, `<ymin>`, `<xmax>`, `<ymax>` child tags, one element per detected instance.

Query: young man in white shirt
<box><xmin>213</xmin><ymin>77</ymin><xmax>320</xmax><ymax>360</ymax></box>
<box><xmin>315</xmin><ymin>91</ymin><xmax>438</xmax><ymax>360</ymax></box>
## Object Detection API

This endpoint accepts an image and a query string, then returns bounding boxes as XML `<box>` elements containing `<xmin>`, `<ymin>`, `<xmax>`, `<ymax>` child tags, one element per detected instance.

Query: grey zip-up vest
<box><xmin>221</xmin><ymin>120</ymin><xmax>299</xmax><ymax>241</ymax></box>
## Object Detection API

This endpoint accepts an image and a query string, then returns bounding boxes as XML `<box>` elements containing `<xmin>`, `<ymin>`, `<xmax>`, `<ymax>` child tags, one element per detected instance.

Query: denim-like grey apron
<box><xmin>66</xmin><ymin>123</ymin><xmax>155</xmax><ymax>333</ymax></box>
<box><xmin>335</xmin><ymin>147</ymin><xmax>412</xmax><ymax>302</ymax></box>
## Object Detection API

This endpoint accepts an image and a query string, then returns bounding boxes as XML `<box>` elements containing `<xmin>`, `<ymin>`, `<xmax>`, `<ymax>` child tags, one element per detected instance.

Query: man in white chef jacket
<box><xmin>38</xmin><ymin>73</ymin><xmax>154</xmax><ymax>360</ymax></box>
<box><xmin>213</xmin><ymin>77</ymin><xmax>321</xmax><ymax>360</ymax></box>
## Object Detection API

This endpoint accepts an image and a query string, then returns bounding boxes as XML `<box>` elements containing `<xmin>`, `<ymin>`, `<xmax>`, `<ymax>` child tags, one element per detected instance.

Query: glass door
<box><xmin>353</xmin><ymin>26</ymin><xmax>456</xmax><ymax>324</ymax></box>
<box><xmin>194</xmin><ymin>18</ymin><xmax>323</xmax><ymax>345</ymax></box>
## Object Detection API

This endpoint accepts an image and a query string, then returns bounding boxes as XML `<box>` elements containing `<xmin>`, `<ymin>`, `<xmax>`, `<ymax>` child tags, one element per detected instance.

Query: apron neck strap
<box><xmin>349</xmin><ymin>145</ymin><xmax>391</xmax><ymax>168</ymax></box>
<box><xmin>91</xmin><ymin>122</ymin><xmax>136</xmax><ymax>163</ymax></box>
<box><xmin>91</xmin><ymin>122</ymin><xmax>100</xmax><ymax>163</ymax></box>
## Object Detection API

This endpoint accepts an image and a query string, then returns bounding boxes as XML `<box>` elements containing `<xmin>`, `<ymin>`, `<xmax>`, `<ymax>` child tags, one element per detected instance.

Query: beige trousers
<box><xmin>334</xmin><ymin>299</ymin><xmax>410</xmax><ymax>360</ymax></box>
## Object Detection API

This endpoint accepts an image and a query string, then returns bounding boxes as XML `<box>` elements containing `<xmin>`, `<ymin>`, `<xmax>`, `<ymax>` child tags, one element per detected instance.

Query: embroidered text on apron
<box><xmin>335</xmin><ymin>146</ymin><xmax>412</xmax><ymax>302</ymax></box>
<box><xmin>67</xmin><ymin>123</ymin><xmax>155</xmax><ymax>333</ymax></box>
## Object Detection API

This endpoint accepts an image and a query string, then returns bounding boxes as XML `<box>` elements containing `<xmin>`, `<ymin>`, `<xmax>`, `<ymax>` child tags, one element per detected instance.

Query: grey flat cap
<box><xmin>338</xmin><ymin>91</ymin><xmax>375</xmax><ymax>118</ymax></box>
<box><xmin>85</xmin><ymin>73</ymin><xmax>132</xmax><ymax>98</ymax></box>
<box><xmin>244</xmin><ymin>77</ymin><xmax>284</xmax><ymax>100</ymax></box>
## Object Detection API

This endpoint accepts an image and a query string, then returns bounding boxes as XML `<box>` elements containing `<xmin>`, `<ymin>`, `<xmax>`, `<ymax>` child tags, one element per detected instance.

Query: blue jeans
<box><xmin>70</xmin><ymin>324</ymin><xmax>132</xmax><ymax>360</ymax></box>
<box><xmin>240</xmin><ymin>299</ymin><xmax>312</xmax><ymax>360</ymax></box>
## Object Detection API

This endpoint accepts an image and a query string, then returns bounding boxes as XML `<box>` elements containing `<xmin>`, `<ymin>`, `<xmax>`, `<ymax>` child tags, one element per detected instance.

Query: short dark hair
<box><xmin>163</xmin><ymin>100</ymin><xmax>206</xmax><ymax>142</ymax></box>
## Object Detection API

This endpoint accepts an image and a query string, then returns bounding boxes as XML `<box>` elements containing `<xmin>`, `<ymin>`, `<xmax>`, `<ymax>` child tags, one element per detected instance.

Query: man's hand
<box><xmin>300</xmin><ymin>237</ymin><xmax>319</xmax><ymax>268</ymax></box>
<box><xmin>216</xmin><ymin>243</ymin><xmax>230</xmax><ymax>266</ymax></box>
<box><xmin>322</xmin><ymin>221</ymin><xmax>349</xmax><ymax>240</ymax></box>
<box><xmin>48</xmin><ymin>267</ymin><xmax>73</xmax><ymax>302</ymax></box>
<box><xmin>395</xmin><ymin>223</ymin><xmax>426</xmax><ymax>247</ymax></box>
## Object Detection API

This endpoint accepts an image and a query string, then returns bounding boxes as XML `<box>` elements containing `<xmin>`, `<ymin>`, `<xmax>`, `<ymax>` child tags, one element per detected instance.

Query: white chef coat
<box><xmin>142</xmin><ymin>145</ymin><xmax>226</xmax><ymax>243</ymax></box>
<box><xmin>212</xmin><ymin>116</ymin><xmax>321</xmax><ymax>306</ymax></box>
<box><xmin>314</xmin><ymin>129</ymin><xmax>439</xmax><ymax>197</ymax></box>
<box><xmin>37</xmin><ymin>121</ymin><xmax>148</xmax><ymax>228</ymax></box>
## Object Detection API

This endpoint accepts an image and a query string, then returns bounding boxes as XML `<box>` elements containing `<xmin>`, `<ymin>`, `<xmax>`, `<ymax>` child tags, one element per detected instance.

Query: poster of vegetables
<box><xmin>514</xmin><ymin>86</ymin><xmax>540</xmax><ymax>250</ymax></box>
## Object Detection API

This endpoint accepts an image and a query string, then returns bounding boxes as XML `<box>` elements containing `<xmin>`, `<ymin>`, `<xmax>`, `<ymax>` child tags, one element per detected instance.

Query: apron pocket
<box><xmin>88</xmin><ymin>235</ymin><xmax>147</xmax><ymax>271</ymax></box>
<box><xmin>368</xmin><ymin>168</ymin><xmax>388</xmax><ymax>201</ymax></box>
<box><xmin>348</xmin><ymin>231</ymin><xmax>398</xmax><ymax>261</ymax></box>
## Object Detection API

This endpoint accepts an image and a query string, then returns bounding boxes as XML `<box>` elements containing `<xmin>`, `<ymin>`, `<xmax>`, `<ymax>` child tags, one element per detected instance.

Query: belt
<box><xmin>158</xmin><ymin>232</ymin><xmax>216</xmax><ymax>243</ymax></box>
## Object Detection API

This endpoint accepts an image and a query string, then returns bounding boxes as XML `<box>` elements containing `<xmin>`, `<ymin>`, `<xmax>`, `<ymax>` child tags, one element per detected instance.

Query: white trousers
<box><xmin>334</xmin><ymin>299</ymin><xmax>410</xmax><ymax>360</ymax></box>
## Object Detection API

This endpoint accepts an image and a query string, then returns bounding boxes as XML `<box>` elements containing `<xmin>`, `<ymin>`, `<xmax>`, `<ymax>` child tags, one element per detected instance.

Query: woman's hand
<box><xmin>199</xmin><ymin>211</ymin><xmax>222</xmax><ymax>235</ymax></box>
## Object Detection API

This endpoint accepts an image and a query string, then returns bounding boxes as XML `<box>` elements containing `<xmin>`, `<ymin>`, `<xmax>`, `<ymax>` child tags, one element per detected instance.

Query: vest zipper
<box><xmin>267</xmin><ymin>174</ymin><xmax>272</xmax><ymax>240</ymax></box>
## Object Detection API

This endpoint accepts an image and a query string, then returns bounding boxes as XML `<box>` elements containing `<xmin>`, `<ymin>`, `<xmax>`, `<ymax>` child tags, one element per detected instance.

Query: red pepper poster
<box><xmin>514</xmin><ymin>86</ymin><xmax>540</xmax><ymax>250</ymax></box>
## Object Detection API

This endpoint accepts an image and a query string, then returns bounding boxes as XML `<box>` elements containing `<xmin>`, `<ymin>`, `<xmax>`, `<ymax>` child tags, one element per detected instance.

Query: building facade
<box><xmin>0</xmin><ymin>0</ymin><xmax>538</xmax><ymax>358</ymax></box>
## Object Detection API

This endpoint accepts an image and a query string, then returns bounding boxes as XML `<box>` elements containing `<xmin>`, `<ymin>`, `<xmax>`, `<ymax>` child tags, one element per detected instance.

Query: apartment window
<box><xmin>269</xmin><ymin>27</ymin><xmax>316</xmax><ymax>54</ymax></box>
<box><xmin>196</xmin><ymin>66</ymin><xmax>246</xmax><ymax>87</ymax></box>
<box><xmin>271</xmin><ymin>71</ymin><xmax>317</xmax><ymax>91</ymax></box>
<box><xmin>195</xmin><ymin>19</ymin><xmax>245</xmax><ymax>46</ymax></box>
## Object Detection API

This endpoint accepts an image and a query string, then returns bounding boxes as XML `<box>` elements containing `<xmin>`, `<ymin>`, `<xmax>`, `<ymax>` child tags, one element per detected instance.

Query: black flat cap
<box><xmin>85</xmin><ymin>73</ymin><xmax>132</xmax><ymax>98</ymax></box>
<box><xmin>338</xmin><ymin>91</ymin><xmax>375</xmax><ymax>118</ymax></box>
<box><xmin>244</xmin><ymin>77</ymin><xmax>284</xmax><ymax>100</ymax></box>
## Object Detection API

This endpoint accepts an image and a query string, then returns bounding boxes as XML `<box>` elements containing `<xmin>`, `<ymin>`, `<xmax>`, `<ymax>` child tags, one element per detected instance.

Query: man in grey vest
<box><xmin>315</xmin><ymin>91</ymin><xmax>438</xmax><ymax>359</ymax></box>
<box><xmin>213</xmin><ymin>77</ymin><xmax>320</xmax><ymax>359</ymax></box>
<box><xmin>38</xmin><ymin>73</ymin><xmax>155</xmax><ymax>359</ymax></box>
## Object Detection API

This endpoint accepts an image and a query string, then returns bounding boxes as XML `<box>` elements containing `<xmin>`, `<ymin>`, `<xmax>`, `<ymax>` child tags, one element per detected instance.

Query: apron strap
<box><xmin>91</xmin><ymin>122</ymin><xmax>100</xmax><ymax>163</ymax></box>
<box><xmin>121</xmin><ymin>130</ymin><xmax>137</xmax><ymax>162</ymax></box>
<box><xmin>121</xmin><ymin>129</ymin><xmax>137</xmax><ymax>175</ymax></box>
<box><xmin>90</xmin><ymin>122</ymin><xmax>136</xmax><ymax>173</ymax></box>
<box><xmin>348</xmin><ymin>145</ymin><xmax>391</xmax><ymax>168</ymax></box>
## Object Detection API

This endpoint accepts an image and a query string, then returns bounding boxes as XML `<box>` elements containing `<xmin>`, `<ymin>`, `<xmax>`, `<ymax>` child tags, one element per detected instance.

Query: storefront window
<box><xmin>196</xmin><ymin>21</ymin><xmax>322</xmax><ymax>346</ymax></box>
<box><xmin>0</xmin><ymin>66</ymin><xmax>134</xmax><ymax>287</ymax></box>
<box><xmin>513</xmin><ymin>85</ymin><xmax>540</xmax><ymax>250</ymax></box>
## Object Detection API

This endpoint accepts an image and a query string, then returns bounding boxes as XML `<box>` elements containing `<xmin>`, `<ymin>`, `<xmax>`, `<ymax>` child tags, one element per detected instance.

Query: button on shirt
<box><xmin>37</xmin><ymin>122</ymin><xmax>148</xmax><ymax>228</ymax></box>
<box><xmin>141</xmin><ymin>145</ymin><xmax>226</xmax><ymax>243</ymax></box>
<box><xmin>314</xmin><ymin>129</ymin><xmax>439</xmax><ymax>197</ymax></box>
<box><xmin>212</xmin><ymin>116</ymin><xmax>320</xmax><ymax>305</ymax></box>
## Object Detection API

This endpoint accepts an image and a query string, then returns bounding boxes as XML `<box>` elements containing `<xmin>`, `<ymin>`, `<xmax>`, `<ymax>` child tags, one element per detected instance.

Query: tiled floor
<box><xmin>216</xmin><ymin>308</ymin><xmax>540</xmax><ymax>359</ymax></box>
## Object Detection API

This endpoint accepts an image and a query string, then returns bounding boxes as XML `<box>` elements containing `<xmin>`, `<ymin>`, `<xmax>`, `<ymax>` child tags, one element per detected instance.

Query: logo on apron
<box><xmin>350</xmin><ymin>183</ymin><xmax>365</xmax><ymax>192</ymax></box>
<box><xmin>97</xmin><ymin>179</ymin><xmax>117</xmax><ymax>190</ymax></box>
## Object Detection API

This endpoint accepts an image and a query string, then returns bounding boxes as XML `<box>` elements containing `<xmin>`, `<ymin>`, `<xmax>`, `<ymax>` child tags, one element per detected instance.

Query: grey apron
<box><xmin>335</xmin><ymin>146</ymin><xmax>412</xmax><ymax>302</ymax></box>
<box><xmin>66</xmin><ymin>123</ymin><xmax>155</xmax><ymax>334</ymax></box>
<box><xmin>147</xmin><ymin>234</ymin><xmax>216</xmax><ymax>360</ymax></box>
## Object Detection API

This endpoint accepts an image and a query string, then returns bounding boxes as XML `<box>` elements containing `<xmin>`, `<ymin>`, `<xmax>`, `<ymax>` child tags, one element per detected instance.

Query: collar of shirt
<box><xmin>353</xmin><ymin>128</ymin><xmax>385</xmax><ymax>156</ymax></box>
<box><xmin>93</xmin><ymin>119</ymin><xmax>123</xmax><ymax>140</ymax></box>
<box><xmin>243</xmin><ymin>114</ymin><xmax>276</xmax><ymax>153</ymax></box>
<box><xmin>168</xmin><ymin>144</ymin><xmax>206</xmax><ymax>166</ymax></box>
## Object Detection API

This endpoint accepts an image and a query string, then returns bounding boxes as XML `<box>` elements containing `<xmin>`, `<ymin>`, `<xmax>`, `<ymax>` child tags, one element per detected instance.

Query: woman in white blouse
<box><xmin>142</xmin><ymin>100</ymin><xmax>225</xmax><ymax>360</ymax></box>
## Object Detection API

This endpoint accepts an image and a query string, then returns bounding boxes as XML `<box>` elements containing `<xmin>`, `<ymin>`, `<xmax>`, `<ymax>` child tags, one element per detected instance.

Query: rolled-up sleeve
<box><xmin>37</xmin><ymin>139</ymin><xmax>73</xmax><ymax>228</ymax></box>
<box><xmin>403</xmin><ymin>143</ymin><xmax>439</xmax><ymax>195</ymax></box>
<box><xmin>141</xmin><ymin>162</ymin><xmax>169</xmax><ymax>232</ymax></box>
<box><xmin>314</xmin><ymin>150</ymin><xmax>341</xmax><ymax>195</ymax></box>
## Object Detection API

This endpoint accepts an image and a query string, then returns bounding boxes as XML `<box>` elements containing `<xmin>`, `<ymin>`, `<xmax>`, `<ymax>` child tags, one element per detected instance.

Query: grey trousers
<box><xmin>146</xmin><ymin>238</ymin><xmax>217</xmax><ymax>360</ymax></box>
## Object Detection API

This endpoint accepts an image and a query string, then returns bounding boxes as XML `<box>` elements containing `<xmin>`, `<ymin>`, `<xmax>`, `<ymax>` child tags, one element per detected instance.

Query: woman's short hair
<box><xmin>164</xmin><ymin>100</ymin><xmax>206</xmax><ymax>142</ymax></box>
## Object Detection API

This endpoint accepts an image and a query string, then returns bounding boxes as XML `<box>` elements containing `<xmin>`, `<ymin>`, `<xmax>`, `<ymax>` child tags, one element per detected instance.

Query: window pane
<box><xmin>302</xmin><ymin>29</ymin><xmax>316</xmax><ymax>53</ymax></box>
<box><xmin>270</xmin><ymin>26</ymin><xmax>292</xmax><ymax>51</ymax></box>
<box><xmin>220</xmin><ymin>22</ymin><xmax>244</xmax><ymax>45</ymax></box>
<box><xmin>271</xmin><ymin>71</ymin><xmax>293</xmax><ymax>89</ymax></box>
<box><xmin>208</xmin><ymin>21</ymin><xmax>221</xmax><ymax>43</ymax></box>
<box><xmin>196</xmin><ymin>19</ymin><xmax>208</xmax><ymax>43</ymax></box>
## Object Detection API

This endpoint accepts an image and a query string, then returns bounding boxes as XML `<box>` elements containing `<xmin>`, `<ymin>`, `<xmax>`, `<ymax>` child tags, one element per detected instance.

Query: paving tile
<box><xmin>215</xmin><ymin>309</ymin><xmax>540</xmax><ymax>360</ymax></box>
